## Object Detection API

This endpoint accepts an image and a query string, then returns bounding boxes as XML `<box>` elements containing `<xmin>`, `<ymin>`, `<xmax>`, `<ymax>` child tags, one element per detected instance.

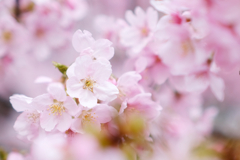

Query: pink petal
<box><xmin>66</xmin><ymin>77</ymin><xmax>84</xmax><ymax>98</ymax></box>
<box><xmin>72</xmin><ymin>30</ymin><xmax>95</xmax><ymax>53</ymax></box>
<box><xmin>120</xmin><ymin>27</ymin><xmax>141</xmax><ymax>47</ymax></box>
<box><xmin>10</xmin><ymin>94</ymin><xmax>32</xmax><ymax>112</ymax></box>
<box><xmin>91</xmin><ymin>60</ymin><xmax>112</xmax><ymax>83</ymax></box>
<box><xmin>150</xmin><ymin>63</ymin><xmax>169</xmax><ymax>84</ymax></box>
<box><xmin>33</xmin><ymin>93</ymin><xmax>53</xmax><ymax>110</ymax></box>
<box><xmin>93</xmin><ymin>104</ymin><xmax>117</xmax><ymax>123</ymax></box>
<box><xmin>146</xmin><ymin>7</ymin><xmax>158</xmax><ymax>30</ymax></box>
<box><xmin>134</xmin><ymin>7</ymin><xmax>146</xmax><ymax>27</ymax></box>
<box><xmin>119</xmin><ymin>100</ymin><xmax>127</xmax><ymax>114</ymax></box>
<box><xmin>66</xmin><ymin>63</ymin><xmax>77</xmax><ymax>79</ymax></box>
<box><xmin>71</xmin><ymin>118</ymin><xmax>83</xmax><ymax>133</ymax></box>
<box><xmin>74</xmin><ymin>55</ymin><xmax>93</xmax><ymax>79</ymax></box>
<box><xmin>79</xmin><ymin>89</ymin><xmax>98</xmax><ymax>108</ymax></box>
<box><xmin>47</xmin><ymin>83</ymin><xmax>67</xmax><ymax>101</ymax></box>
<box><xmin>56</xmin><ymin>112</ymin><xmax>73</xmax><ymax>132</ymax></box>
<box><xmin>94</xmin><ymin>81</ymin><xmax>119</xmax><ymax>102</ymax></box>
<box><xmin>40</xmin><ymin>111</ymin><xmax>58</xmax><ymax>132</ymax></box>
<box><xmin>135</xmin><ymin>57</ymin><xmax>148</xmax><ymax>73</ymax></box>
<box><xmin>209</xmin><ymin>74</ymin><xmax>225</xmax><ymax>101</ymax></box>
<box><xmin>92</xmin><ymin>39</ymin><xmax>114</xmax><ymax>60</ymax></box>
<box><xmin>63</xmin><ymin>96</ymin><xmax>79</xmax><ymax>116</ymax></box>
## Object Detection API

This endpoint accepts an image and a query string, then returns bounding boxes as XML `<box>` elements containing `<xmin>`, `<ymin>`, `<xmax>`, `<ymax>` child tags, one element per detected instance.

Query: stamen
<box><xmin>27</xmin><ymin>112</ymin><xmax>40</xmax><ymax>123</ymax></box>
<box><xmin>80</xmin><ymin>110</ymin><xmax>97</xmax><ymax>125</ymax></box>
<box><xmin>141</xmin><ymin>27</ymin><xmax>149</xmax><ymax>37</ymax></box>
<box><xmin>81</xmin><ymin>77</ymin><xmax>96</xmax><ymax>93</ymax></box>
<box><xmin>47</xmin><ymin>100</ymin><xmax>65</xmax><ymax>116</ymax></box>
<box><xmin>2</xmin><ymin>31</ymin><xmax>12</xmax><ymax>42</ymax></box>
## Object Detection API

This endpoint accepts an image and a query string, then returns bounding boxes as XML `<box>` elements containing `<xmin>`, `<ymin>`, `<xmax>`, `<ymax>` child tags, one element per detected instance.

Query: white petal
<box><xmin>79</xmin><ymin>89</ymin><xmax>98</xmax><ymax>108</ymax></box>
<box><xmin>10</xmin><ymin>94</ymin><xmax>32</xmax><ymax>112</ymax></box>
<box><xmin>47</xmin><ymin>83</ymin><xmax>67</xmax><ymax>101</ymax></box>
<box><xmin>94</xmin><ymin>81</ymin><xmax>119</xmax><ymax>102</ymax></box>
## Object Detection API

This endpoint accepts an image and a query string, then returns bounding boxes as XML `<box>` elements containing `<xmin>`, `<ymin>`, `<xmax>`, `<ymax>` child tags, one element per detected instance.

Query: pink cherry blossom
<box><xmin>0</xmin><ymin>13</ymin><xmax>29</xmax><ymax>58</ymax></box>
<box><xmin>66</xmin><ymin>55</ymin><xmax>119</xmax><ymax>108</ymax></box>
<box><xmin>120</xmin><ymin>93</ymin><xmax>161</xmax><ymax>121</ymax></box>
<box><xmin>72</xmin><ymin>30</ymin><xmax>114</xmax><ymax>61</ymax></box>
<box><xmin>117</xmin><ymin>71</ymin><xmax>143</xmax><ymax>99</ymax></box>
<box><xmin>120</xmin><ymin>7</ymin><xmax>159</xmax><ymax>55</ymax></box>
<box><xmin>170</xmin><ymin>60</ymin><xmax>225</xmax><ymax>101</ymax></box>
<box><xmin>156</xmin><ymin>84</ymin><xmax>202</xmax><ymax>119</ymax></box>
<box><xmin>154</xmin><ymin>13</ymin><xmax>209</xmax><ymax>75</ymax></box>
<box><xmin>71</xmin><ymin>104</ymin><xmax>117</xmax><ymax>133</ymax></box>
<box><xmin>10</xmin><ymin>94</ymin><xmax>42</xmax><ymax>140</ymax></box>
<box><xmin>94</xmin><ymin>15</ymin><xmax>127</xmax><ymax>48</ymax></box>
<box><xmin>24</xmin><ymin>8</ymin><xmax>67</xmax><ymax>60</ymax></box>
<box><xmin>60</xmin><ymin>0</ymin><xmax>88</xmax><ymax>27</ymax></box>
<box><xmin>134</xmin><ymin>44</ymin><xmax>170</xmax><ymax>85</ymax></box>
<box><xmin>34</xmin><ymin>82</ymin><xmax>79</xmax><ymax>132</ymax></box>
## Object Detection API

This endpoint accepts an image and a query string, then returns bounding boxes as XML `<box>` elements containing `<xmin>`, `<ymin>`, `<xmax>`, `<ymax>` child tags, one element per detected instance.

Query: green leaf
<box><xmin>52</xmin><ymin>61</ymin><xmax>68</xmax><ymax>76</ymax></box>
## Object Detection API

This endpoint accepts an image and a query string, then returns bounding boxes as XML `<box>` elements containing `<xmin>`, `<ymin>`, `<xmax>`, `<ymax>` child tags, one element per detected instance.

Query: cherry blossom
<box><xmin>120</xmin><ymin>93</ymin><xmax>161</xmax><ymax>121</ymax></box>
<box><xmin>34</xmin><ymin>82</ymin><xmax>79</xmax><ymax>132</ymax></box>
<box><xmin>72</xmin><ymin>30</ymin><xmax>114</xmax><ymax>61</ymax></box>
<box><xmin>10</xmin><ymin>94</ymin><xmax>42</xmax><ymax>140</ymax></box>
<box><xmin>66</xmin><ymin>55</ymin><xmax>119</xmax><ymax>108</ymax></box>
<box><xmin>71</xmin><ymin>104</ymin><xmax>117</xmax><ymax>133</ymax></box>
<box><xmin>120</xmin><ymin>7</ymin><xmax>159</xmax><ymax>55</ymax></box>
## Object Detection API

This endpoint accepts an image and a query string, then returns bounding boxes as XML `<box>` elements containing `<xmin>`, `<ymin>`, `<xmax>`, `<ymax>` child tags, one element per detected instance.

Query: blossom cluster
<box><xmin>0</xmin><ymin>0</ymin><xmax>88</xmax><ymax>98</ymax></box>
<box><xmin>4</xmin><ymin>0</ymin><xmax>240</xmax><ymax>159</ymax></box>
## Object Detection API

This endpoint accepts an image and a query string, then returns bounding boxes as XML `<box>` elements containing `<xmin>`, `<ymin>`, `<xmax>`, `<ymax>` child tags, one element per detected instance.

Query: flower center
<box><xmin>181</xmin><ymin>40</ymin><xmax>194</xmax><ymax>56</ymax></box>
<box><xmin>35</xmin><ymin>28</ymin><xmax>45</xmax><ymax>38</ymax></box>
<box><xmin>80</xmin><ymin>110</ymin><xmax>97</xmax><ymax>125</ymax></box>
<box><xmin>141</xmin><ymin>27</ymin><xmax>149</xmax><ymax>37</ymax></box>
<box><xmin>27</xmin><ymin>112</ymin><xmax>40</xmax><ymax>123</ymax></box>
<box><xmin>2</xmin><ymin>31</ymin><xmax>12</xmax><ymax>42</ymax></box>
<box><xmin>81</xmin><ymin>77</ymin><xmax>96</xmax><ymax>93</ymax></box>
<box><xmin>47</xmin><ymin>100</ymin><xmax>65</xmax><ymax>116</ymax></box>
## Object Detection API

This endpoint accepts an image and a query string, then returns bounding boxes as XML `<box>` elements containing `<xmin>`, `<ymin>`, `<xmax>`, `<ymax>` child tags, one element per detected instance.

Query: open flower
<box><xmin>120</xmin><ymin>93</ymin><xmax>161</xmax><ymax>121</ymax></box>
<box><xmin>34</xmin><ymin>83</ymin><xmax>79</xmax><ymax>132</ymax></box>
<box><xmin>71</xmin><ymin>104</ymin><xmax>117</xmax><ymax>133</ymax></box>
<box><xmin>72</xmin><ymin>30</ymin><xmax>114</xmax><ymax>61</ymax></box>
<box><xmin>120</xmin><ymin>7</ymin><xmax>158</xmax><ymax>55</ymax></box>
<box><xmin>66</xmin><ymin>55</ymin><xmax>119</xmax><ymax>108</ymax></box>
<box><xmin>10</xmin><ymin>94</ymin><xmax>42</xmax><ymax>140</ymax></box>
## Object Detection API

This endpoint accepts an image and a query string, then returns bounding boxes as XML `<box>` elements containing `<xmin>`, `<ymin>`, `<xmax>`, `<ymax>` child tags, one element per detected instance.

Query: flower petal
<box><xmin>94</xmin><ymin>81</ymin><xmax>119</xmax><ymax>102</ymax></box>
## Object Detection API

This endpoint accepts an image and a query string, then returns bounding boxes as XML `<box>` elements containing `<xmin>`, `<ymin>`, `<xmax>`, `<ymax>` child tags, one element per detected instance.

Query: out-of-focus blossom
<box><xmin>120</xmin><ymin>93</ymin><xmax>161</xmax><ymax>121</ymax></box>
<box><xmin>0</xmin><ymin>14</ymin><xmax>29</xmax><ymax>58</ymax></box>
<box><xmin>72</xmin><ymin>30</ymin><xmax>114</xmax><ymax>61</ymax></box>
<box><xmin>117</xmin><ymin>71</ymin><xmax>143</xmax><ymax>99</ymax></box>
<box><xmin>71</xmin><ymin>104</ymin><xmax>117</xmax><ymax>133</ymax></box>
<box><xmin>7</xmin><ymin>152</ymin><xmax>24</xmax><ymax>160</ymax></box>
<box><xmin>120</xmin><ymin>7</ymin><xmax>159</xmax><ymax>55</ymax></box>
<box><xmin>25</xmin><ymin>10</ymin><xmax>67</xmax><ymax>60</ymax></box>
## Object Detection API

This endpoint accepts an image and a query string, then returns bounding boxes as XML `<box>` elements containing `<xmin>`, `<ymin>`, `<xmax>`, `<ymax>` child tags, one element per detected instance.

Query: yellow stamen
<box><xmin>80</xmin><ymin>110</ymin><xmax>97</xmax><ymax>125</ymax></box>
<box><xmin>81</xmin><ymin>77</ymin><xmax>96</xmax><ymax>93</ymax></box>
<box><xmin>2</xmin><ymin>31</ymin><xmax>12</xmax><ymax>42</ymax></box>
<box><xmin>141</xmin><ymin>27</ymin><xmax>149</xmax><ymax>37</ymax></box>
<box><xmin>27</xmin><ymin>112</ymin><xmax>40</xmax><ymax>123</ymax></box>
<box><xmin>47</xmin><ymin>100</ymin><xmax>65</xmax><ymax>116</ymax></box>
